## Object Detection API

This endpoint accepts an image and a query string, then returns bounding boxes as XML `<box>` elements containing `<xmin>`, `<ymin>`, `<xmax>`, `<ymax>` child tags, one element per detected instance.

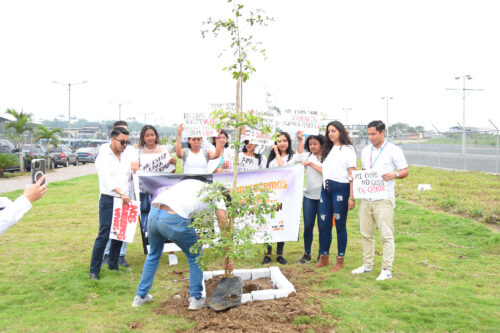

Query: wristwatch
<box><xmin>395</xmin><ymin>172</ymin><xmax>400</xmax><ymax>179</ymax></box>
<box><xmin>119</xmin><ymin>191</ymin><xmax>125</xmax><ymax>197</ymax></box>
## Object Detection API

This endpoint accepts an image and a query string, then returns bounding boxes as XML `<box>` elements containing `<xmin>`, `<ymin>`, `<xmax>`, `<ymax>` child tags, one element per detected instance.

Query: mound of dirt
<box><xmin>153</xmin><ymin>267</ymin><xmax>338</xmax><ymax>332</ymax></box>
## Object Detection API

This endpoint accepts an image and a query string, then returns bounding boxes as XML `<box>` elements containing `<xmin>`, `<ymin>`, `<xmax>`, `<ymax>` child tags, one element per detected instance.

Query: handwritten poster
<box><xmin>182</xmin><ymin>113</ymin><xmax>218</xmax><ymax>138</ymax></box>
<box><xmin>110</xmin><ymin>198</ymin><xmax>140</xmax><ymax>243</ymax></box>
<box><xmin>352</xmin><ymin>170</ymin><xmax>387</xmax><ymax>200</ymax></box>
<box><xmin>278</xmin><ymin>109</ymin><xmax>319</xmax><ymax>135</ymax></box>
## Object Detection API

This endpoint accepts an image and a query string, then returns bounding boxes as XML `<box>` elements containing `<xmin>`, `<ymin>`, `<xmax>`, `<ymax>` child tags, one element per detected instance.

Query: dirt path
<box><xmin>0</xmin><ymin>163</ymin><xmax>96</xmax><ymax>194</ymax></box>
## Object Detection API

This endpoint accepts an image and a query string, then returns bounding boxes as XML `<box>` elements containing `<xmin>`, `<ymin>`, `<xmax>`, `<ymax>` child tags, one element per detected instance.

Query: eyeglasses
<box><xmin>114</xmin><ymin>138</ymin><xmax>130</xmax><ymax>146</ymax></box>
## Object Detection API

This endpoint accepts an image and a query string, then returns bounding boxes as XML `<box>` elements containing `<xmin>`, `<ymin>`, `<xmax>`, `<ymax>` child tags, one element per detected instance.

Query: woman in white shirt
<box><xmin>175</xmin><ymin>124</ymin><xmax>222</xmax><ymax>174</ymax></box>
<box><xmin>213</xmin><ymin>130</ymin><xmax>232</xmax><ymax>173</ymax></box>
<box><xmin>317</xmin><ymin>121</ymin><xmax>356</xmax><ymax>273</ymax></box>
<box><xmin>297</xmin><ymin>134</ymin><xmax>325</xmax><ymax>264</ymax></box>
<box><xmin>262</xmin><ymin>131</ymin><xmax>304</xmax><ymax>265</ymax></box>
<box><xmin>138</xmin><ymin>125</ymin><xmax>178</xmax><ymax>265</ymax></box>
<box><xmin>238</xmin><ymin>140</ymin><xmax>267</xmax><ymax>171</ymax></box>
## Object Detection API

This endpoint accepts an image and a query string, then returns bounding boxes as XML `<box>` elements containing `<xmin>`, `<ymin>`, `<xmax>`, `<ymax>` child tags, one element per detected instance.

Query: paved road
<box><xmin>357</xmin><ymin>143</ymin><xmax>499</xmax><ymax>174</ymax></box>
<box><xmin>0</xmin><ymin>163</ymin><xmax>97</xmax><ymax>194</ymax></box>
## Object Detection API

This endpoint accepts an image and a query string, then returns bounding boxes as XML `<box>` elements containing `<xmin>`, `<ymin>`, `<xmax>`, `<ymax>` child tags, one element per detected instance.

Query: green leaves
<box><xmin>189</xmin><ymin>181</ymin><xmax>278</xmax><ymax>274</ymax></box>
<box><xmin>201</xmin><ymin>1</ymin><xmax>273</xmax><ymax>82</ymax></box>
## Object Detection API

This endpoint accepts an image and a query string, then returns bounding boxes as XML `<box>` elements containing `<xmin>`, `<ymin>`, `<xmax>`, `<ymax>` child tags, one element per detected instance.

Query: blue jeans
<box><xmin>136</xmin><ymin>206</ymin><xmax>203</xmax><ymax>298</ymax></box>
<box><xmin>89</xmin><ymin>195</ymin><xmax>123</xmax><ymax>274</ymax></box>
<box><xmin>104</xmin><ymin>239</ymin><xmax>127</xmax><ymax>257</ymax></box>
<box><xmin>318</xmin><ymin>180</ymin><xmax>350</xmax><ymax>256</ymax></box>
<box><xmin>302</xmin><ymin>196</ymin><xmax>320</xmax><ymax>254</ymax></box>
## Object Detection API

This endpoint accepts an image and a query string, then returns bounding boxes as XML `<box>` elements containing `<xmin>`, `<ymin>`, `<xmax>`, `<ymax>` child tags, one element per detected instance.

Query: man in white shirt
<box><xmin>0</xmin><ymin>175</ymin><xmax>47</xmax><ymax>236</ymax></box>
<box><xmin>352</xmin><ymin>120</ymin><xmax>409</xmax><ymax>281</ymax></box>
<box><xmin>132</xmin><ymin>178</ymin><xmax>228</xmax><ymax>310</ymax></box>
<box><xmin>89</xmin><ymin>127</ymin><xmax>132</xmax><ymax>280</ymax></box>
<box><xmin>102</xmin><ymin>120</ymin><xmax>138</xmax><ymax>268</ymax></box>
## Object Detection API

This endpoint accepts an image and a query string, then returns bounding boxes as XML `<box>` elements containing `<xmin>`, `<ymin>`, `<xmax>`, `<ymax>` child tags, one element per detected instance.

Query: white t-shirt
<box><xmin>322</xmin><ymin>145</ymin><xmax>357</xmax><ymax>184</ymax></box>
<box><xmin>267</xmin><ymin>153</ymin><xmax>303</xmax><ymax>168</ymax></box>
<box><xmin>361</xmin><ymin>140</ymin><xmax>408</xmax><ymax>199</ymax></box>
<box><xmin>238</xmin><ymin>154</ymin><xmax>267</xmax><ymax>171</ymax></box>
<box><xmin>182</xmin><ymin>149</ymin><xmax>208</xmax><ymax>174</ymax></box>
<box><xmin>152</xmin><ymin>179</ymin><xmax>226</xmax><ymax>219</ymax></box>
<box><xmin>299</xmin><ymin>153</ymin><xmax>323</xmax><ymax>200</ymax></box>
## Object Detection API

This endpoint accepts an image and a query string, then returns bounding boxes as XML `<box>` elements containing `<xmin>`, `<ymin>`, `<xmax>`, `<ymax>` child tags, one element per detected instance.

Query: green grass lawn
<box><xmin>0</xmin><ymin>172</ymin><xmax>499</xmax><ymax>332</ymax></box>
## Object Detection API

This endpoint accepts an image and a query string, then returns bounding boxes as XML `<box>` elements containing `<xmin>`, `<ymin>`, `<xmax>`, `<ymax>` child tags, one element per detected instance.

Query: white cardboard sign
<box><xmin>110</xmin><ymin>198</ymin><xmax>140</xmax><ymax>243</ymax></box>
<box><xmin>352</xmin><ymin>170</ymin><xmax>387</xmax><ymax>200</ymax></box>
<box><xmin>182</xmin><ymin>113</ymin><xmax>218</xmax><ymax>138</ymax></box>
<box><xmin>278</xmin><ymin>109</ymin><xmax>319</xmax><ymax>135</ymax></box>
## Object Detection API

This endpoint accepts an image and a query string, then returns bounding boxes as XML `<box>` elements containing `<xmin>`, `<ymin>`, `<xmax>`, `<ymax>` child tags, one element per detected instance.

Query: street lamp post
<box><xmin>109</xmin><ymin>101</ymin><xmax>131</xmax><ymax>120</ymax></box>
<box><xmin>52</xmin><ymin>81</ymin><xmax>87</xmax><ymax>146</ymax></box>
<box><xmin>432</xmin><ymin>124</ymin><xmax>441</xmax><ymax>167</ymax></box>
<box><xmin>446</xmin><ymin>75</ymin><xmax>483</xmax><ymax>154</ymax></box>
<box><xmin>489</xmin><ymin>119</ymin><xmax>499</xmax><ymax>174</ymax></box>
<box><xmin>342</xmin><ymin>107</ymin><xmax>351</xmax><ymax>126</ymax></box>
<box><xmin>381</xmin><ymin>96</ymin><xmax>393</xmax><ymax>140</ymax></box>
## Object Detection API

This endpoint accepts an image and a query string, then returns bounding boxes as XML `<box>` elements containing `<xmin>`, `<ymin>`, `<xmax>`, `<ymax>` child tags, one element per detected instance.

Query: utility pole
<box><xmin>52</xmin><ymin>80</ymin><xmax>87</xmax><ymax>146</ymax></box>
<box><xmin>109</xmin><ymin>101</ymin><xmax>131</xmax><ymax>120</ymax></box>
<box><xmin>446</xmin><ymin>75</ymin><xmax>483</xmax><ymax>154</ymax></box>
<box><xmin>381</xmin><ymin>96</ymin><xmax>393</xmax><ymax>140</ymax></box>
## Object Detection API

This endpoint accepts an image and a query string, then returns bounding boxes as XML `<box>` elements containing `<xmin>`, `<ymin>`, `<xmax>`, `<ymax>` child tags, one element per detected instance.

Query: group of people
<box><xmin>88</xmin><ymin>118</ymin><xmax>408</xmax><ymax>310</ymax></box>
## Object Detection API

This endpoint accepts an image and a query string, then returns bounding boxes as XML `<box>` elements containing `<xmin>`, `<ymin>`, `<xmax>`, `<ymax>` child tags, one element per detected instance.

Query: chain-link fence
<box><xmin>354</xmin><ymin>130</ymin><xmax>499</xmax><ymax>174</ymax></box>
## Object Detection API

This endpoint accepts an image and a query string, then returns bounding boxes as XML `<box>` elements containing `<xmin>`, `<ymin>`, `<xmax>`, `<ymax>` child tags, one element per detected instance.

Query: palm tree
<box><xmin>0</xmin><ymin>153</ymin><xmax>19</xmax><ymax>177</ymax></box>
<box><xmin>4</xmin><ymin>108</ymin><xmax>34</xmax><ymax>172</ymax></box>
<box><xmin>35</xmin><ymin>125</ymin><xmax>62</xmax><ymax>152</ymax></box>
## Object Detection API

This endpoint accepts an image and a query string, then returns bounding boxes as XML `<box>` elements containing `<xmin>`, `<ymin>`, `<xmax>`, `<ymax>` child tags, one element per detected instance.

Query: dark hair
<box><xmin>139</xmin><ymin>125</ymin><xmax>159</xmax><ymax>147</ymax></box>
<box><xmin>322</xmin><ymin>121</ymin><xmax>354</xmax><ymax>161</ymax></box>
<box><xmin>367</xmin><ymin>120</ymin><xmax>386</xmax><ymax>132</ymax></box>
<box><xmin>111</xmin><ymin>127</ymin><xmax>129</xmax><ymax>138</ymax></box>
<box><xmin>266</xmin><ymin>132</ymin><xmax>294</xmax><ymax>168</ymax></box>
<box><xmin>212</xmin><ymin>130</ymin><xmax>229</xmax><ymax>148</ymax></box>
<box><xmin>242</xmin><ymin>142</ymin><xmax>262</xmax><ymax>165</ymax></box>
<box><xmin>305</xmin><ymin>134</ymin><xmax>325</xmax><ymax>162</ymax></box>
<box><xmin>113</xmin><ymin>120</ymin><xmax>128</xmax><ymax>129</ymax></box>
<box><xmin>187</xmin><ymin>137</ymin><xmax>202</xmax><ymax>149</ymax></box>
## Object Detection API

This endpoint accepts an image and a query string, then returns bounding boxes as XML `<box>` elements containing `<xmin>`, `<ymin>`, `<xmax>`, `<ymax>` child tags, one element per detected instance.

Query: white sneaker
<box><xmin>168</xmin><ymin>253</ymin><xmax>178</xmax><ymax>266</ymax></box>
<box><xmin>376</xmin><ymin>269</ymin><xmax>392</xmax><ymax>281</ymax></box>
<box><xmin>132</xmin><ymin>294</ymin><xmax>153</xmax><ymax>307</ymax></box>
<box><xmin>188</xmin><ymin>296</ymin><xmax>206</xmax><ymax>310</ymax></box>
<box><xmin>351</xmin><ymin>265</ymin><xmax>373</xmax><ymax>274</ymax></box>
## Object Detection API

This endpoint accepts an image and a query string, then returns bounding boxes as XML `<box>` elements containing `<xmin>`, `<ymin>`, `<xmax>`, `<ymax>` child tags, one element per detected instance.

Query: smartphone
<box><xmin>31</xmin><ymin>159</ymin><xmax>46</xmax><ymax>185</ymax></box>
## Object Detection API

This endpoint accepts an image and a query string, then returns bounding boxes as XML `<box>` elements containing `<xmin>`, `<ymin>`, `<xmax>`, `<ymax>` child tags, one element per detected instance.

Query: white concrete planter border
<box><xmin>202</xmin><ymin>266</ymin><xmax>295</xmax><ymax>303</ymax></box>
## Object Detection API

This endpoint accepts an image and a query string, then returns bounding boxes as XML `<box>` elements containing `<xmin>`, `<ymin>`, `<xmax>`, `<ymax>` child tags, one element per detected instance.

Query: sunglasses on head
<box><xmin>114</xmin><ymin>138</ymin><xmax>130</xmax><ymax>146</ymax></box>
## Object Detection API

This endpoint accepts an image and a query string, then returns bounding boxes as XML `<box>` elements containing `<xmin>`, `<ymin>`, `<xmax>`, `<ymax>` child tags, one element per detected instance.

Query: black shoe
<box><xmin>262</xmin><ymin>255</ymin><xmax>272</xmax><ymax>265</ymax></box>
<box><xmin>108</xmin><ymin>267</ymin><xmax>121</xmax><ymax>272</ymax></box>
<box><xmin>89</xmin><ymin>273</ymin><xmax>99</xmax><ymax>280</ymax></box>
<box><xmin>276</xmin><ymin>256</ymin><xmax>288</xmax><ymax>265</ymax></box>
<box><xmin>102</xmin><ymin>254</ymin><xmax>109</xmax><ymax>266</ymax></box>
<box><xmin>118</xmin><ymin>256</ymin><xmax>129</xmax><ymax>267</ymax></box>
<box><xmin>298</xmin><ymin>253</ymin><xmax>312</xmax><ymax>264</ymax></box>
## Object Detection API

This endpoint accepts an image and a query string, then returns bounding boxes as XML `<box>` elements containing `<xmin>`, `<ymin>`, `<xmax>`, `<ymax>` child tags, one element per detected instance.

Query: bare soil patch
<box><xmin>153</xmin><ymin>267</ymin><xmax>338</xmax><ymax>332</ymax></box>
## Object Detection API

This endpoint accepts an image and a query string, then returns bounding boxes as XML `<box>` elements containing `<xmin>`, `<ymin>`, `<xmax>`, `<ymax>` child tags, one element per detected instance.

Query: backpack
<box><xmin>182</xmin><ymin>148</ymin><xmax>209</xmax><ymax>163</ymax></box>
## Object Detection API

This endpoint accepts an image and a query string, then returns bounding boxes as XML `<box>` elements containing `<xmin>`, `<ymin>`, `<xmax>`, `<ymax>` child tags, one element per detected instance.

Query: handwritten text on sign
<box><xmin>352</xmin><ymin>170</ymin><xmax>387</xmax><ymax>200</ymax></box>
<box><xmin>110</xmin><ymin>199</ymin><xmax>140</xmax><ymax>243</ymax></box>
<box><xmin>182</xmin><ymin>113</ymin><xmax>218</xmax><ymax>138</ymax></box>
<box><xmin>279</xmin><ymin>109</ymin><xmax>319</xmax><ymax>135</ymax></box>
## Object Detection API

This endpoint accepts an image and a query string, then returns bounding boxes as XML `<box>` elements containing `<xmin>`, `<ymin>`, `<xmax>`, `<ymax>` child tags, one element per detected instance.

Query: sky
<box><xmin>1</xmin><ymin>0</ymin><xmax>499</xmax><ymax>132</ymax></box>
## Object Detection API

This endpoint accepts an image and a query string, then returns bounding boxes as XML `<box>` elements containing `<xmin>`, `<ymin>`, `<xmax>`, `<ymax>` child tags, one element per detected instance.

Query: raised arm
<box><xmin>175</xmin><ymin>124</ymin><xmax>184</xmax><ymax>159</ymax></box>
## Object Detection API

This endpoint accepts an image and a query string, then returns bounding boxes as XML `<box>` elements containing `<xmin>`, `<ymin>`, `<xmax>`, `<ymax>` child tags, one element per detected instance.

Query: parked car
<box><xmin>76</xmin><ymin>147</ymin><xmax>98</xmax><ymax>163</ymax></box>
<box><xmin>49</xmin><ymin>145</ymin><xmax>79</xmax><ymax>168</ymax></box>
<box><xmin>22</xmin><ymin>144</ymin><xmax>49</xmax><ymax>171</ymax></box>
